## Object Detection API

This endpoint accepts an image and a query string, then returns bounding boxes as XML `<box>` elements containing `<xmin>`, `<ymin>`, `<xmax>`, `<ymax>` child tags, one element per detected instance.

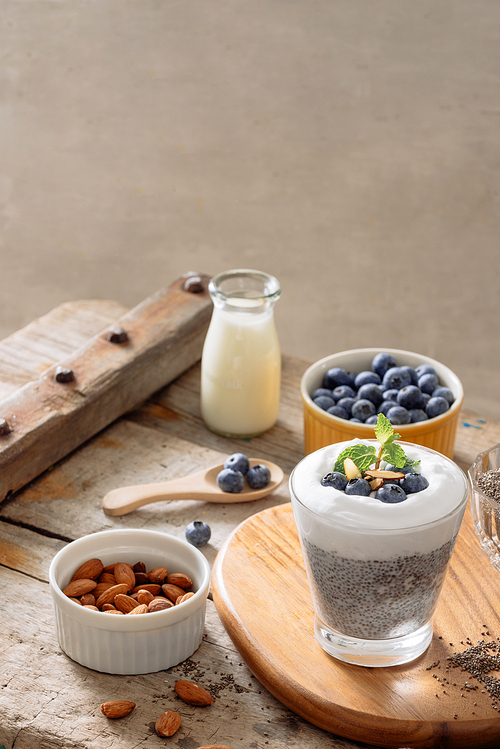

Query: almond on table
<box><xmin>100</xmin><ymin>700</ymin><xmax>136</xmax><ymax>719</ymax></box>
<box><xmin>174</xmin><ymin>680</ymin><xmax>214</xmax><ymax>706</ymax></box>
<box><xmin>155</xmin><ymin>710</ymin><xmax>182</xmax><ymax>737</ymax></box>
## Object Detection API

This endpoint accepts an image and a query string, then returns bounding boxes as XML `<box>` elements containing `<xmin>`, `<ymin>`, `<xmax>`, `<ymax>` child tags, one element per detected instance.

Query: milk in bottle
<box><xmin>200</xmin><ymin>269</ymin><xmax>281</xmax><ymax>438</ymax></box>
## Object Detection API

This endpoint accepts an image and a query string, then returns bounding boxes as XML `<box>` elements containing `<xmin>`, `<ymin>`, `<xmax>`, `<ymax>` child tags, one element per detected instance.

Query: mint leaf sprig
<box><xmin>333</xmin><ymin>413</ymin><xmax>420</xmax><ymax>475</ymax></box>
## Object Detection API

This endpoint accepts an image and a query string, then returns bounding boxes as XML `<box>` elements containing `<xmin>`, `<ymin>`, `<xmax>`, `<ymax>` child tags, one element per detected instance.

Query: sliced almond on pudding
<box><xmin>369</xmin><ymin>477</ymin><xmax>384</xmax><ymax>491</ymax></box>
<box><xmin>365</xmin><ymin>469</ymin><xmax>405</xmax><ymax>480</ymax></box>
<box><xmin>344</xmin><ymin>458</ymin><xmax>362</xmax><ymax>480</ymax></box>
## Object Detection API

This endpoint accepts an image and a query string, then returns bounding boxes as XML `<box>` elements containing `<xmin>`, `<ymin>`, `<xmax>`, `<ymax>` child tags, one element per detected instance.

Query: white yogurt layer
<box><xmin>292</xmin><ymin>440</ymin><xmax>467</xmax><ymax>530</ymax></box>
<box><xmin>290</xmin><ymin>440</ymin><xmax>469</xmax><ymax>559</ymax></box>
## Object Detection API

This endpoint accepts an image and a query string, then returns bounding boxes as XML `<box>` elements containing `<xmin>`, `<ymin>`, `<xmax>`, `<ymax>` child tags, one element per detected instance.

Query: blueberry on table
<box><xmin>400</xmin><ymin>473</ymin><xmax>429</xmax><ymax>494</ymax></box>
<box><xmin>372</xmin><ymin>352</ymin><xmax>397</xmax><ymax>379</ymax></box>
<box><xmin>386</xmin><ymin>405</ymin><xmax>411</xmax><ymax>425</ymax></box>
<box><xmin>246</xmin><ymin>464</ymin><xmax>271</xmax><ymax>489</ymax></box>
<box><xmin>224</xmin><ymin>452</ymin><xmax>250</xmax><ymax>475</ymax></box>
<box><xmin>345</xmin><ymin>478</ymin><xmax>372</xmax><ymax>496</ymax></box>
<box><xmin>185</xmin><ymin>520</ymin><xmax>211</xmax><ymax>547</ymax></box>
<box><xmin>426</xmin><ymin>396</ymin><xmax>450</xmax><ymax>419</ymax></box>
<box><xmin>217</xmin><ymin>468</ymin><xmax>245</xmax><ymax>493</ymax></box>
<box><xmin>321</xmin><ymin>472</ymin><xmax>348</xmax><ymax>490</ymax></box>
<box><xmin>351</xmin><ymin>398</ymin><xmax>376</xmax><ymax>422</ymax></box>
<box><xmin>376</xmin><ymin>484</ymin><xmax>407</xmax><ymax>503</ymax></box>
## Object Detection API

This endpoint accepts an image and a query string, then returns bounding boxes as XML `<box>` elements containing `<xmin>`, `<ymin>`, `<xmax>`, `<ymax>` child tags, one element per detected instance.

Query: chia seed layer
<box><xmin>303</xmin><ymin>536</ymin><xmax>458</xmax><ymax>640</ymax></box>
<box><xmin>477</xmin><ymin>468</ymin><xmax>500</xmax><ymax>502</ymax></box>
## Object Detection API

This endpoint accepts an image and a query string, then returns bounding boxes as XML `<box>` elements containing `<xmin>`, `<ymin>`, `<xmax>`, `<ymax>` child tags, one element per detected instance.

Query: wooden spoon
<box><xmin>102</xmin><ymin>459</ymin><xmax>284</xmax><ymax>517</ymax></box>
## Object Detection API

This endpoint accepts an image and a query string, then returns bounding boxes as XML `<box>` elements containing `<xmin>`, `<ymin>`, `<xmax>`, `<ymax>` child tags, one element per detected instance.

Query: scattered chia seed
<box><xmin>167</xmin><ymin>657</ymin><xmax>249</xmax><ymax>698</ymax></box>
<box><xmin>477</xmin><ymin>469</ymin><xmax>500</xmax><ymax>501</ymax></box>
<box><xmin>446</xmin><ymin>638</ymin><xmax>500</xmax><ymax>706</ymax></box>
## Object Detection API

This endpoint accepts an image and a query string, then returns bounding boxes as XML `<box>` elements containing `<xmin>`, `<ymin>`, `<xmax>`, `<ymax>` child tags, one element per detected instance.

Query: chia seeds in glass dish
<box><xmin>469</xmin><ymin>444</ymin><xmax>500</xmax><ymax>575</ymax></box>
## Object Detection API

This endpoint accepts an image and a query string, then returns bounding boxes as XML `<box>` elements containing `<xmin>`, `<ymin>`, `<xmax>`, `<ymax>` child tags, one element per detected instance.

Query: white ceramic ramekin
<box><xmin>49</xmin><ymin>528</ymin><xmax>211</xmax><ymax>675</ymax></box>
<box><xmin>301</xmin><ymin>348</ymin><xmax>464</xmax><ymax>458</ymax></box>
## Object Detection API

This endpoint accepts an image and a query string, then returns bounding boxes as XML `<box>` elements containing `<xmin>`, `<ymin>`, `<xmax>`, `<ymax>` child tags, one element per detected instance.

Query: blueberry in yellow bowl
<box><xmin>301</xmin><ymin>348</ymin><xmax>463</xmax><ymax>458</ymax></box>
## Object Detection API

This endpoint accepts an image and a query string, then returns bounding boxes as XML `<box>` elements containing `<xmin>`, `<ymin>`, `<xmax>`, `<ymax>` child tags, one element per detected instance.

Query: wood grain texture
<box><xmin>1</xmin><ymin>298</ymin><xmax>499</xmax><ymax>749</ymax></box>
<box><xmin>0</xmin><ymin>299</ymin><xmax>129</xmax><ymax>400</ymax></box>
<box><xmin>212</xmin><ymin>503</ymin><xmax>500</xmax><ymax>749</ymax></box>
<box><xmin>0</xmin><ymin>275</ymin><xmax>212</xmax><ymax>500</ymax></box>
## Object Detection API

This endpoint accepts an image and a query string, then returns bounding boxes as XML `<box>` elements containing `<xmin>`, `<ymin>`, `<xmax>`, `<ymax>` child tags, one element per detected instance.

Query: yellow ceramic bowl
<box><xmin>301</xmin><ymin>348</ymin><xmax>464</xmax><ymax>459</ymax></box>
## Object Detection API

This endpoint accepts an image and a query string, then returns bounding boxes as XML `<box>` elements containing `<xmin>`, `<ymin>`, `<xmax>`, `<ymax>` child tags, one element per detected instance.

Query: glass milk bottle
<box><xmin>201</xmin><ymin>269</ymin><xmax>281</xmax><ymax>438</ymax></box>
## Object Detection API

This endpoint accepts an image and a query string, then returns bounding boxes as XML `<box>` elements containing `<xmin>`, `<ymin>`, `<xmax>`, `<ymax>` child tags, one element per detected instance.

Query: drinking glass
<box><xmin>290</xmin><ymin>444</ymin><xmax>469</xmax><ymax>667</ymax></box>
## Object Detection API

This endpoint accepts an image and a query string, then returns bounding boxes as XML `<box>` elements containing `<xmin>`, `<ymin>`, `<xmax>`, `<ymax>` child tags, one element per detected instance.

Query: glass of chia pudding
<box><xmin>290</xmin><ymin>432</ymin><xmax>469</xmax><ymax>667</ymax></box>
<box><xmin>469</xmin><ymin>443</ymin><xmax>500</xmax><ymax>573</ymax></box>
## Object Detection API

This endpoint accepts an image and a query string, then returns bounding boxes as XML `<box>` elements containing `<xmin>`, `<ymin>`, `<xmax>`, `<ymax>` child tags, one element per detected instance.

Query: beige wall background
<box><xmin>1</xmin><ymin>1</ymin><xmax>499</xmax><ymax>418</ymax></box>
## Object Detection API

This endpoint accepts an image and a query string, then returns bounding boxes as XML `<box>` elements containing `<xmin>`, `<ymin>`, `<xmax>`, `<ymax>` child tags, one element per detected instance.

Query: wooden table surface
<box><xmin>0</xmin><ymin>299</ymin><xmax>498</xmax><ymax>749</ymax></box>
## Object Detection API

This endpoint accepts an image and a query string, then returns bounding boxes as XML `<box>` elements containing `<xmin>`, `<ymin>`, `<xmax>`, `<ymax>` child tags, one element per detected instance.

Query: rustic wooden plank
<box><xmin>0</xmin><ymin>275</ymin><xmax>212</xmax><ymax>501</ymax></box>
<box><xmin>0</xmin><ymin>299</ymin><xmax>129</xmax><ymax>400</ymax></box>
<box><xmin>0</xmin><ymin>564</ymin><xmax>365</xmax><ymax>749</ymax></box>
<box><xmin>0</xmin><ymin>522</ymin><xmax>66</xmax><ymax>579</ymax></box>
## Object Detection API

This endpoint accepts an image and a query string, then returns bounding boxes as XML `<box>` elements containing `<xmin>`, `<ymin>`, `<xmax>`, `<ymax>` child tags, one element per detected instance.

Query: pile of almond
<box><xmin>62</xmin><ymin>557</ymin><xmax>195</xmax><ymax>614</ymax></box>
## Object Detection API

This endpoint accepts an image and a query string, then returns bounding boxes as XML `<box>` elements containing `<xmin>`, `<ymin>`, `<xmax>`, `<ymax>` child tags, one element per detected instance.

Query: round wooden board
<box><xmin>211</xmin><ymin>502</ymin><xmax>500</xmax><ymax>748</ymax></box>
